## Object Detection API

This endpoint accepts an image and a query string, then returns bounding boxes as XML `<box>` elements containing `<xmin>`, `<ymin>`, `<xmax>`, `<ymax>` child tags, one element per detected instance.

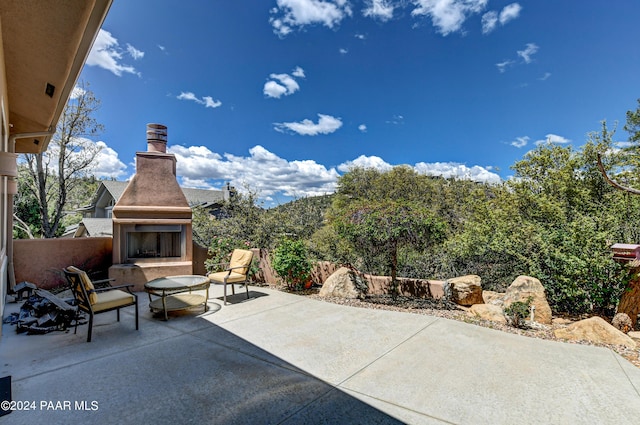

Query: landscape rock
<box><xmin>468</xmin><ymin>304</ymin><xmax>506</xmax><ymax>323</ymax></box>
<box><xmin>553</xmin><ymin>316</ymin><xmax>637</xmax><ymax>349</ymax></box>
<box><xmin>319</xmin><ymin>267</ymin><xmax>367</xmax><ymax>299</ymax></box>
<box><xmin>448</xmin><ymin>275</ymin><xmax>483</xmax><ymax>306</ymax></box>
<box><xmin>552</xmin><ymin>317</ymin><xmax>574</xmax><ymax>326</ymax></box>
<box><xmin>628</xmin><ymin>331</ymin><xmax>640</xmax><ymax>341</ymax></box>
<box><xmin>503</xmin><ymin>276</ymin><xmax>552</xmax><ymax>325</ymax></box>
<box><xmin>482</xmin><ymin>290</ymin><xmax>505</xmax><ymax>306</ymax></box>
<box><xmin>612</xmin><ymin>313</ymin><xmax>633</xmax><ymax>334</ymax></box>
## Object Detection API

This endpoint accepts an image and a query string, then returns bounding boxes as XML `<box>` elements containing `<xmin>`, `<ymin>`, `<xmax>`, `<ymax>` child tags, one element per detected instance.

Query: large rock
<box><xmin>319</xmin><ymin>267</ymin><xmax>367</xmax><ymax>299</ymax></box>
<box><xmin>448</xmin><ymin>275</ymin><xmax>483</xmax><ymax>306</ymax></box>
<box><xmin>503</xmin><ymin>276</ymin><xmax>552</xmax><ymax>325</ymax></box>
<box><xmin>554</xmin><ymin>317</ymin><xmax>637</xmax><ymax>349</ymax></box>
<box><xmin>468</xmin><ymin>304</ymin><xmax>506</xmax><ymax>323</ymax></box>
<box><xmin>482</xmin><ymin>290</ymin><xmax>505</xmax><ymax>306</ymax></box>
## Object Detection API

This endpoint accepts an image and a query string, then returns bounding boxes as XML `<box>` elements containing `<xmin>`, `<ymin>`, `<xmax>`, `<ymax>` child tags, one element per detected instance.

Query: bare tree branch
<box><xmin>596</xmin><ymin>152</ymin><xmax>640</xmax><ymax>195</ymax></box>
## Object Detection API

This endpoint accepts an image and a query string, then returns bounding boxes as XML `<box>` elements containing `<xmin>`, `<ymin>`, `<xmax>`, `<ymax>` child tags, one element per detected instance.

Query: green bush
<box><xmin>271</xmin><ymin>238</ymin><xmax>313</xmax><ymax>291</ymax></box>
<box><xmin>205</xmin><ymin>236</ymin><xmax>250</xmax><ymax>272</ymax></box>
<box><xmin>504</xmin><ymin>296</ymin><xmax>533</xmax><ymax>329</ymax></box>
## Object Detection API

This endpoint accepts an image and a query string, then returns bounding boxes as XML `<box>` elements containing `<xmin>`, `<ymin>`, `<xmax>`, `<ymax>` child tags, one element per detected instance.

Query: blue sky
<box><xmin>79</xmin><ymin>0</ymin><xmax>640</xmax><ymax>205</ymax></box>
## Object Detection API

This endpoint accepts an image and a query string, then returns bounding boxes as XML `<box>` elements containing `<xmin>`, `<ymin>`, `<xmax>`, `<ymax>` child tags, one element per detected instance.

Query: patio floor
<box><xmin>1</xmin><ymin>284</ymin><xmax>640</xmax><ymax>424</ymax></box>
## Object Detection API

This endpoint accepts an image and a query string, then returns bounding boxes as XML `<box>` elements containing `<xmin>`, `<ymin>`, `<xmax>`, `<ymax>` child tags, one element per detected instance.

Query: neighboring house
<box><xmin>0</xmin><ymin>1</ymin><xmax>112</xmax><ymax>329</ymax></box>
<box><xmin>70</xmin><ymin>180</ymin><xmax>236</xmax><ymax>237</ymax></box>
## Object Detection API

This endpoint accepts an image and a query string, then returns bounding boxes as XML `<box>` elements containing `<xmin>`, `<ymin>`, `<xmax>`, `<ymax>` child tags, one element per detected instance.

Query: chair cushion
<box><xmin>67</xmin><ymin>266</ymin><xmax>98</xmax><ymax>305</ymax></box>
<box><xmin>229</xmin><ymin>249</ymin><xmax>253</xmax><ymax>275</ymax></box>
<box><xmin>93</xmin><ymin>290</ymin><xmax>135</xmax><ymax>312</ymax></box>
<box><xmin>208</xmin><ymin>271</ymin><xmax>247</xmax><ymax>284</ymax></box>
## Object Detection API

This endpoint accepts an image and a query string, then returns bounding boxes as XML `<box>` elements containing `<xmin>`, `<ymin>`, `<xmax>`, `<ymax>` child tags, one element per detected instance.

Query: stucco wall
<box><xmin>13</xmin><ymin>237</ymin><xmax>113</xmax><ymax>290</ymax></box>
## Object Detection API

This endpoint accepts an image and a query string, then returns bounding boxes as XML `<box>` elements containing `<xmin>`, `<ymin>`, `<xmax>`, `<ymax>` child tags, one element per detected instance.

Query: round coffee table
<box><xmin>144</xmin><ymin>275</ymin><xmax>210</xmax><ymax>320</ymax></box>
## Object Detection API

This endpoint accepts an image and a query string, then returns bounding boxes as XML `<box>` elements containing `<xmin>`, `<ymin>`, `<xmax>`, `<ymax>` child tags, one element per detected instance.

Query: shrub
<box><xmin>271</xmin><ymin>238</ymin><xmax>313</xmax><ymax>291</ymax></box>
<box><xmin>504</xmin><ymin>296</ymin><xmax>533</xmax><ymax>328</ymax></box>
<box><xmin>205</xmin><ymin>236</ymin><xmax>250</xmax><ymax>273</ymax></box>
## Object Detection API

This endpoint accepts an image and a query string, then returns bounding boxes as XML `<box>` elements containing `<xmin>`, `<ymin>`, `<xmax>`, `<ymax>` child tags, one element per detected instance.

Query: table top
<box><xmin>144</xmin><ymin>275</ymin><xmax>210</xmax><ymax>291</ymax></box>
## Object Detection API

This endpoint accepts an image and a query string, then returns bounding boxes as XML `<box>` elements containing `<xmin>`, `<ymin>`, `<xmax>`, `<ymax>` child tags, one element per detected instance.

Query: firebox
<box><xmin>125</xmin><ymin>224</ymin><xmax>185</xmax><ymax>261</ymax></box>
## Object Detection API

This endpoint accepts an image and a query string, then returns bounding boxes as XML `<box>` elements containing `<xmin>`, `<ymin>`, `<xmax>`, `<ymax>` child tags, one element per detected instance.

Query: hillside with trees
<box><xmin>193</xmin><ymin>100</ymin><xmax>640</xmax><ymax>318</ymax></box>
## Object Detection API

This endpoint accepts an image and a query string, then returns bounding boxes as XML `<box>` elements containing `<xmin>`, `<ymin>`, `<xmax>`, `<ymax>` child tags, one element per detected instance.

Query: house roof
<box><xmin>74</xmin><ymin>218</ymin><xmax>113</xmax><ymax>237</ymax></box>
<box><xmin>86</xmin><ymin>180</ymin><xmax>226</xmax><ymax>210</ymax></box>
<box><xmin>1</xmin><ymin>0</ymin><xmax>112</xmax><ymax>153</ymax></box>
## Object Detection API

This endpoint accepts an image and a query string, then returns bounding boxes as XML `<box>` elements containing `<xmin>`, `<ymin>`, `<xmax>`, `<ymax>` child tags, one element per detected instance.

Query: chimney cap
<box><xmin>146</xmin><ymin>123</ymin><xmax>167</xmax><ymax>153</ymax></box>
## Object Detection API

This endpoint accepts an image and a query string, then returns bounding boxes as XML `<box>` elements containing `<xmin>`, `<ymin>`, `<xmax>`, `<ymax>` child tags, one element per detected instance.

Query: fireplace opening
<box><xmin>125</xmin><ymin>224</ymin><xmax>184</xmax><ymax>261</ymax></box>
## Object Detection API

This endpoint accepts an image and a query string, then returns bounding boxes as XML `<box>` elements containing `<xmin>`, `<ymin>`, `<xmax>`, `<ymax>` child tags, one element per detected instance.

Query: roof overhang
<box><xmin>0</xmin><ymin>0</ymin><xmax>112</xmax><ymax>153</ymax></box>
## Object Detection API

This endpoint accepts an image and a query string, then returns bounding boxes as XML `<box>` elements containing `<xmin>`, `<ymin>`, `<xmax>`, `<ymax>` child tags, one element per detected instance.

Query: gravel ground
<box><xmin>296</xmin><ymin>290</ymin><xmax>640</xmax><ymax>369</ymax></box>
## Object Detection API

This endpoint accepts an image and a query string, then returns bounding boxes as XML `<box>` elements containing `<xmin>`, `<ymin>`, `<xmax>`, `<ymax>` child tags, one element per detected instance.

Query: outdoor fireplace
<box><xmin>108</xmin><ymin>124</ymin><xmax>193</xmax><ymax>291</ymax></box>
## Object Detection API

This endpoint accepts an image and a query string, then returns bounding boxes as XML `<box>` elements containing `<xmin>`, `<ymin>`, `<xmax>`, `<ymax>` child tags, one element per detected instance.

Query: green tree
<box><xmin>448</xmin><ymin>141</ymin><xmax>629</xmax><ymax>314</ymax></box>
<box><xmin>19</xmin><ymin>81</ymin><xmax>103</xmax><ymax>238</ymax></box>
<box><xmin>328</xmin><ymin>167</ymin><xmax>446</xmax><ymax>296</ymax></box>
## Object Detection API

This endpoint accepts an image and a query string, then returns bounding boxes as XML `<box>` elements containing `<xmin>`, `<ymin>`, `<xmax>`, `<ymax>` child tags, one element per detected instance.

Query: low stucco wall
<box><xmin>251</xmin><ymin>250</ymin><xmax>442</xmax><ymax>299</ymax></box>
<box><xmin>13</xmin><ymin>237</ymin><xmax>113</xmax><ymax>290</ymax></box>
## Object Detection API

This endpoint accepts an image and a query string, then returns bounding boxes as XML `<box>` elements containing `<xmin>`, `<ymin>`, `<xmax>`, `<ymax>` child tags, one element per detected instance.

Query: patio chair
<box><xmin>63</xmin><ymin>266</ymin><xmax>139</xmax><ymax>342</ymax></box>
<box><xmin>208</xmin><ymin>249</ymin><xmax>254</xmax><ymax>305</ymax></box>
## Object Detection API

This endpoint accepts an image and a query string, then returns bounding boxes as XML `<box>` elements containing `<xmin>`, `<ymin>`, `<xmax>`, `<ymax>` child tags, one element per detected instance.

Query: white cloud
<box><xmin>481</xmin><ymin>11</ymin><xmax>498</xmax><ymax>34</ymax></box>
<box><xmin>177</xmin><ymin>92</ymin><xmax>222</xmax><ymax>108</ymax></box>
<box><xmin>126</xmin><ymin>44</ymin><xmax>145</xmax><ymax>60</ymax></box>
<box><xmin>495</xmin><ymin>59</ymin><xmax>514</xmax><ymax>73</ymax></box>
<box><xmin>167</xmin><ymin>145</ymin><xmax>502</xmax><ymax>202</ymax></box>
<box><xmin>168</xmin><ymin>144</ymin><xmax>340</xmax><ymax>198</ymax></box>
<box><xmin>263</xmin><ymin>68</ymin><xmax>305</xmax><ymax>98</ymax></box>
<box><xmin>338</xmin><ymin>155</ymin><xmax>393</xmax><ymax>172</ymax></box>
<box><xmin>499</xmin><ymin>3</ymin><xmax>521</xmax><ymax>25</ymax></box>
<box><xmin>86</xmin><ymin>29</ymin><xmax>140</xmax><ymax>76</ymax></box>
<box><xmin>483</xmin><ymin>3</ymin><xmax>520</xmax><ymax>34</ymax></box>
<box><xmin>355</xmin><ymin>33</ymin><xmax>366</xmax><ymax>39</ymax></box>
<box><xmin>339</xmin><ymin>48</ymin><xmax>349</xmax><ymax>54</ymax></box>
<box><xmin>358</xmin><ymin>124</ymin><xmax>367</xmax><ymax>132</ymax></box>
<box><xmin>517</xmin><ymin>43</ymin><xmax>539</xmax><ymax>63</ymax></box>
<box><xmin>386</xmin><ymin>114</ymin><xmax>404</xmax><ymax>124</ymax></box>
<box><xmin>92</xmin><ymin>141</ymin><xmax>128</xmax><ymax>179</ymax></box>
<box><xmin>338</xmin><ymin>155</ymin><xmax>501</xmax><ymax>184</ymax></box>
<box><xmin>292</xmin><ymin>66</ymin><xmax>306</xmax><ymax>78</ymax></box>
<box><xmin>411</xmin><ymin>0</ymin><xmax>488</xmax><ymax>36</ymax></box>
<box><xmin>510</xmin><ymin>136</ymin><xmax>529</xmax><ymax>148</ymax></box>
<box><xmin>414</xmin><ymin>161</ymin><xmax>501</xmax><ymax>184</ymax></box>
<box><xmin>70</xmin><ymin>86</ymin><xmax>87</xmax><ymax>100</ymax></box>
<box><xmin>274</xmin><ymin>114</ymin><xmax>343</xmax><ymax>136</ymax></box>
<box><xmin>270</xmin><ymin>0</ymin><xmax>353</xmax><ymax>37</ymax></box>
<box><xmin>538</xmin><ymin>72</ymin><xmax>551</xmax><ymax>81</ymax></box>
<box><xmin>535</xmin><ymin>134</ymin><xmax>571</xmax><ymax>146</ymax></box>
<box><xmin>363</xmin><ymin>0</ymin><xmax>395</xmax><ymax>21</ymax></box>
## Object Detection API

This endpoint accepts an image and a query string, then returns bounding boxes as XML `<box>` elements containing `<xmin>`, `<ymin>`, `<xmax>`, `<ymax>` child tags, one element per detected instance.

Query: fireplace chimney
<box><xmin>109</xmin><ymin>123</ymin><xmax>193</xmax><ymax>291</ymax></box>
<box><xmin>146</xmin><ymin>123</ymin><xmax>168</xmax><ymax>153</ymax></box>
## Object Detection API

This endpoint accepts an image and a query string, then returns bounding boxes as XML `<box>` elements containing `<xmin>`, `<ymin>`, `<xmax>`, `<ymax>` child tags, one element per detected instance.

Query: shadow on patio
<box><xmin>0</xmin><ymin>286</ymin><xmax>406</xmax><ymax>425</ymax></box>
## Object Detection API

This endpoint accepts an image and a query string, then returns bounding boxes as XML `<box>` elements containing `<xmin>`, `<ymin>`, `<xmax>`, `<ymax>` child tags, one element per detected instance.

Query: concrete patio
<box><xmin>1</xmin><ymin>284</ymin><xmax>640</xmax><ymax>424</ymax></box>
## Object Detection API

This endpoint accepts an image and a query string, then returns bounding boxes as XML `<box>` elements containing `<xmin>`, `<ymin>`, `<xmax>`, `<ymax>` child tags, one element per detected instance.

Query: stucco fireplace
<box><xmin>108</xmin><ymin>124</ymin><xmax>193</xmax><ymax>291</ymax></box>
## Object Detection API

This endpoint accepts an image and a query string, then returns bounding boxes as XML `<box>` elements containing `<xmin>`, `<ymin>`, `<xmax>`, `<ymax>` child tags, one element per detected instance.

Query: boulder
<box><xmin>612</xmin><ymin>313</ymin><xmax>633</xmax><ymax>334</ymax></box>
<box><xmin>503</xmin><ymin>276</ymin><xmax>552</xmax><ymax>325</ymax></box>
<box><xmin>628</xmin><ymin>331</ymin><xmax>640</xmax><ymax>341</ymax></box>
<box><xmin>553</xmin><ymin>317</ymin><xmax>637</xmax><ymax>349</ymax></box>
<box><xmin>482</xmin><ymin>290</ymin><xmax>505</xmax><ymax>306</ymax></box>
<box><xmin>319</xmin><ymin>267</ymin><xmax>367</xmax><ymax>299</ymax></box>
<box><xmin>468</xmin><ymin>304</ymin><xmax>506</xmax><ymax>323</ymax></box>
<box><xmin>448</xmin><ymin>275</ymin><xmax>483</xmax><ymax>306</ymax></box>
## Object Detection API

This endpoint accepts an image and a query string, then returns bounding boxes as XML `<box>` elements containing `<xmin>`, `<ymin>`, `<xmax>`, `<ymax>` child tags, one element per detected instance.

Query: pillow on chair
<box><xmin>229</xmin><ymin>249</ymin><xmax>253</xmax><ymax>275</ymax></box>
<box><xmin>66</xmin><ymin>266</ymin><xmax>98</xmax><ymax>305</ymax></box>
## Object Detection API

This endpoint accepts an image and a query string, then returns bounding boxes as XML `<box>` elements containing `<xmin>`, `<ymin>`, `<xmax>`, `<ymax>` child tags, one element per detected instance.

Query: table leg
<box><xmin>162</xmin><ymin>292</ymin><xmax>168</xmax><ymax>321</ymax></box>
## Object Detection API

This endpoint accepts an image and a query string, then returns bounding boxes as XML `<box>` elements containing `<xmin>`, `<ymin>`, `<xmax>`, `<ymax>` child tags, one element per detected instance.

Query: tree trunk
<box><xmin>617</xmin><ymin>277</ymin><xmax>640</xmax><ymax>328</ymax></box>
